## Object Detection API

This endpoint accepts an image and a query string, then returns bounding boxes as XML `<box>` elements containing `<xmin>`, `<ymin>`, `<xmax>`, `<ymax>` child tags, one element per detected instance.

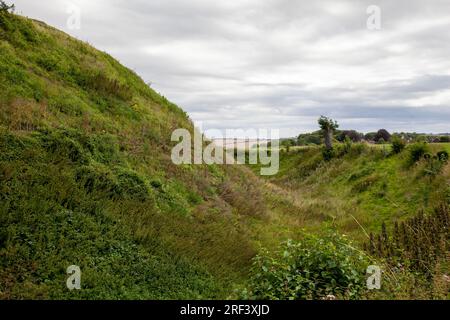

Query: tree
<box><xmin>297</xmin><ymin>132</ymin><xmax>321</xmax><ymax>146</ymax></box>
<box><xmin>281</xmin><ymin>139</ymin><xmax>294</xmax><ymax>152</ymax></box>
<box><xmin>364</xmin><ymin>132</ymin><xmax>377</xmax><ymax>142</ymax></box>
<box><xmin>374</xmin><ymin>129</ymin><xmax>391</xmax><ymax>143</ymax></box>
<box><xmin>337</xmin><ymin>130</ymin><xmax>363</xmax><ymax>142</ymax></box>
<box><xmin>0</xmin><ymin>1</ymin><xmax>14</xmax><ymax>13</ymax></box>
<box><xmin>318</xmin><ymin>116</ymin><xmax>339</xmax><ymax>150</ymax></box>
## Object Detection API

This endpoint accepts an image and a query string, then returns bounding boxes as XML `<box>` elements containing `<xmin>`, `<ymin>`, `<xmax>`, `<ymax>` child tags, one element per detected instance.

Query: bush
<box><xmin>40</xmin><ymin>132</ymin><xmax>90</xmax><ymax>165</ymax></box>
<box><xmin>75</xmin><ymin>164</ymin><xmax>119</xmax><ymax>197</ymax></box>
<box><xmin>116</xmin><ymin>168</ymin><xmax>150</xmax><ymax>201</ymax></box>
<box><xmin>322</xmin><ymin>147</ymin><xmax>335</xmax><ymax>161</ymax></box>
<box><xmin>391</xmin><ymin>137</ymin><xmax>406</xmax><ymax>154</ymax></box>
<box><xmin>408</xmin><ymin>142</ymin><xmax>430</xmax><ymax>164</ymax></box>
<box><xmin>244</xmin><ymin>233</ymin><xmax>368</xmax><ymax>300</ymax></box>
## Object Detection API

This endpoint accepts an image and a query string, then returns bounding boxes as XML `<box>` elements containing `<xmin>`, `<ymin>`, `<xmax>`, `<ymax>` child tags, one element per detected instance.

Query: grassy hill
<box><xmin>0</xmin><ymin>10</ymin><xmax>448</xmax><ymax>300</ymax></box>
<box><xmin>255</xmin><ymin>143</ymin><xmax>450</xmax><ymax>237</ymax></box>
<box><xmin>0</xmin><ymin>11</ymin><xmax>268</xmax><ymax>299</ymax></box>
<box><xmin>246</xmin><ymin>142</ymin><xmax>449</xmax><ymax>299</ymax></box>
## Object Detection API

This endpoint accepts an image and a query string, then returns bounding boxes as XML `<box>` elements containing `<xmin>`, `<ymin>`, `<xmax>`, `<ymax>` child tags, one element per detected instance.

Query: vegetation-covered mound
<box><xmin>0</xmin><ymin>10</ymin><xmax>267</xmax><ymax>299</ymax></box>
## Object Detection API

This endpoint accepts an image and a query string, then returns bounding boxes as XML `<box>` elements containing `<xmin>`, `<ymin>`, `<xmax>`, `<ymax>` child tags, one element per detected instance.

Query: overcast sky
<box><xmin>13</xmin><ymin>0</ymin><xmax>450</xmax><ymax>137</ymax></box>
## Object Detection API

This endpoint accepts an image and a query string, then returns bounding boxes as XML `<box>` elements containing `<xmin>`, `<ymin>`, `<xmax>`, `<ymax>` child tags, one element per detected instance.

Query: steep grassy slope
<box><xmin>245</xmin><ymin>144</ymin><xmax>449</xmax><ymax>299</ymax></box>
<box><xmin>254</xmin><ymin>144</ymin><xmax>450</xmax><ymax>240</ymax></box>
<box><xmin>1</xmin><ymin>10</ymin><xmax>448</xmax><ymax>300</ymax></box>
<box><xmin>0</xmin><ymin>12</ymin><xmax>267</xmax><ymax>299</ymax></box>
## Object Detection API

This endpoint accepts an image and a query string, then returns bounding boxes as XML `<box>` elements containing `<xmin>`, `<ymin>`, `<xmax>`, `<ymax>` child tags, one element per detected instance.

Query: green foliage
<box><xmin>244</xmin><ymin>233</ymin><xmax>369</xmax><ymax>300</ymax></box>
<box><xmin>1</xmin><ymin>12</ymin><xmax>449</xmax><ymax>301</ymax></box>
<box><xmin>336</xmin><ymin>130</ymin><xmax>363</xmax><ymax>142</ymax></box>
<box><xmin>115</xmin><ymin>168</ymin><xmax>150</xmax><ymax>201</ymax></box>
<box><xmin>0</xmin><ymin>14</ymin><xmax>264</xmax><ymax>299</ymax></box>
<box><xmin>87</xmin><ymin>72</ymin><xmax>133</xmax><ymax>101</ymax></box>
<box><xmin>374</xmin><ymin>129</ymin><xmax>391</xmax><ymax>143</ymax></box>
<box><xmin>365</xmin><ymin>206</ymin><xmax>449</xmax><ymax>276</ymax></box>
<box><xmin>281</xmin><ymin>139</ymin><xmax>293</xmax><ymax>152</ymax></box>
<box><xmin>318</xmin><ymin>116</ymin><xmax>339</xmax><ymax>150</ymax></box>
<box><xmin>318</xmin><ymin>116</ymin><xmax>339</xmax><ymax>131</ymax></box>
<box><xmin>343</xmin><ymin>136</ymin><xmax>352</xmax><ymax>154</ymax></box>
<box><xmin>351</xmin><ymin>174</ymin><xmax>380</xmax><ymax>193</ymax></box>
<box><xmin>391</xmin><ymin>136</ymin><xmax>406</xmax><ymax>154</ymax></box>
<box><xmin>408</xmin><ymin>142</ymin><xmax>430</xmax><ymax>164</ymax></box>
<box><xmin>297</xmin><ymin>131</ymin><xmax>322</xmax><ymax>146</ymax></box>
<box><xmin>321</xmin><ymin>146</ymin><xmax>335</xmax><ymax>161</ymax></box>
<box><xmin>364</xmin><ymin>132</ymin><xmax>377</xmax><ymax>141</ymax></box>
<box><xmin>423</xmin><ymin>154</ymin><xmax>445</xmax><ymax>177</ymax></box>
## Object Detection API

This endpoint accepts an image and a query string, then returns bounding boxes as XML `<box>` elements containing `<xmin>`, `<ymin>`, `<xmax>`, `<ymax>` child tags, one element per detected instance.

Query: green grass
<box><xmin>0</xmin><ymin>12</ymin><xmax>261</xmax><ymax>299</ymax></box>
<box><xmin>0</xmin><ymin>11</ymin><xmax>448</xmax><ymax>300</ymax></box>
<box><xmin>265</xmin><ymin>143</ymin><xmax>449</xmax><ymax>236</ymax></box>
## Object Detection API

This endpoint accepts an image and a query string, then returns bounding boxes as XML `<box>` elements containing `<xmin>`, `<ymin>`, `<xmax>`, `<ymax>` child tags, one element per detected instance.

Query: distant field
<box><xmin>435</xmin><ymin>142</ymin><xmax>450</xmax><ymax>152</ymax></box>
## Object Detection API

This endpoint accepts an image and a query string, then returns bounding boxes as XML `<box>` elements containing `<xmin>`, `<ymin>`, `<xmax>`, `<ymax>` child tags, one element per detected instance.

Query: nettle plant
<box><xmin>244</xmin><ymin>232</ymin><xmax>369</xmax><ymax>300</ymax></box>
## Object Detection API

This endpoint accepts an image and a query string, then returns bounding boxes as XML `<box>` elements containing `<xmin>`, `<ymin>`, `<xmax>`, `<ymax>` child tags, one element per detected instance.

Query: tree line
<box><xmin>281</xmin><ymin>116</ymin><xmax>450</xmax><ymax>148</ymax></box>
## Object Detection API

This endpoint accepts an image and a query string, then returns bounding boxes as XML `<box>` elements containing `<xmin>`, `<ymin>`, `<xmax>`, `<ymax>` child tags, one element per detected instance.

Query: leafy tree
<box><xmin>374</xmin><ymin>129</ymin><xmax>391</xmax><ymax>143</ymax></box>
<box><xmin>337</xmin><ymin>130</ymin><xmax>364</xmax><ymax>142</ymax></box>
<box><xmin>364</xmin><ymin>132</ymin><xmax>377</xmax><ymax>142</ymax></box>
<box><xmin>0</xmin><ymin>1</ymin><xmax>14</xmax><ymax>13</ymax></box>
<box><xmin>297</xmin><ymin>132</ymin><xmax>321</xmax><ymax>146</ymax></box>
<box><xmin>281</xmin><ymin>139</ymin><xmax>293</xmax><ymax>152</ymax></box>
<box><xmin>318</xmin><ymin>116</ymin><xmax>339</xmax><ymax>150</ymax></box>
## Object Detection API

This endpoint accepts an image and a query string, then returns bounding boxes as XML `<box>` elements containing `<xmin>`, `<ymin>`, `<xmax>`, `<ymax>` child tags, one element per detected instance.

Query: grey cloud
<box><xmin>13</xmin><ymin>0</ymin><xmax>450</xmax><ymax>137</ymax></box>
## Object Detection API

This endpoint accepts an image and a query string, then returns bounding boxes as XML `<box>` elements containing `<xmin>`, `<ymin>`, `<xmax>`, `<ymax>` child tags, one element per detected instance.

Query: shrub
<box><xmin>40</xmin><ymin>132</ymin><xmax>90</xmax><ymax>165</ymax></box>
<box><xmin>116</xmin><ymin>168</ymin><xmax>150</xmax><ymax>201</ymax></box>
<box><xmin>321</xmin><ymin>146</ymin><xmax>335</xmax><ymax>161</ymax></box>
<box><xmin>245</xmin><ymin>232</ymin><xmax>368</xmax><ymax>300</ymax></box>
<box><xmin>408</xmin><ymin>142</ymin><xmax>430</xmax><ymax>164</ymax></box>
<box><xmin>391</xmin><ymin>137</ymin><xmax>406</xmax><ymax>154</ymax></box>
<box><xmin>343</xmin><ymin>136</ymin><xmax>352</xmax><ymax>154</ymax></box>
<box><xmin>89</xmin><ymin>72</ymin><xmax>133</xmax><ymax>101</ymax></box>
<box><xmin>75</xmin><ymin>164</ymin><xmax>119</xmax><ymax>197</ymax></box>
